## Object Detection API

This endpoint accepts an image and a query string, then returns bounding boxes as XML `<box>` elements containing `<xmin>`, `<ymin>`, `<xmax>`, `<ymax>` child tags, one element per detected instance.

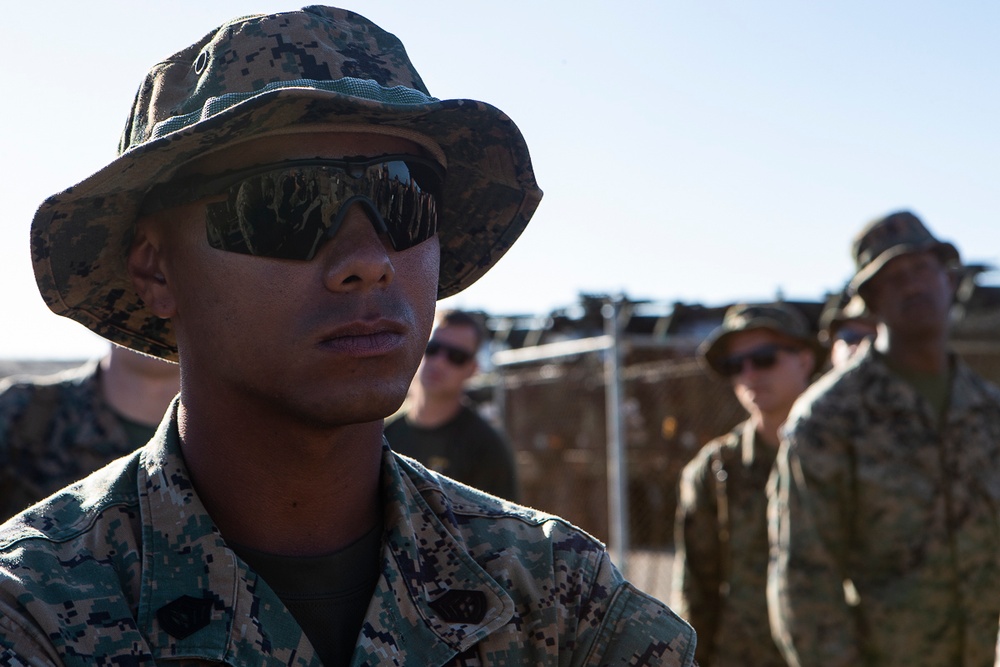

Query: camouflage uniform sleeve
<box><xmin>0</xmin><ymin>605</ymin><xmax>61</xmax><ymax>665</ymax></box>
<box><xmin>671</xmin><ymin>448</ymin><xmax>721</xmax><ymax>665</ymax></box>
<box><xmin>579</xmin><ymin>552</ymin><xmax>697</xmax><ymax>666</ymax></box>
<box><xmin>768</xmin><ymin>416</ymin><xmax>860</xmax><ymax>667</ymax></box>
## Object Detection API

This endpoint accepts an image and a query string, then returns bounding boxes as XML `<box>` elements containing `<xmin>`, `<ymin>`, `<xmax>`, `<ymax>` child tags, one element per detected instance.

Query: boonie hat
<box><xmin>699</xmin><ymin>302</ymin><xmax>825</xmax><ymax>377</ymax></box>
<box><xmin>30</xmin><ymin>6</ymin><xmax>542</xmax><ymax>361</ymax></box>
<box><xmin>849</xmin><ymin>210</ymin><xmax>959</xmax><ymax>296</ymax></box>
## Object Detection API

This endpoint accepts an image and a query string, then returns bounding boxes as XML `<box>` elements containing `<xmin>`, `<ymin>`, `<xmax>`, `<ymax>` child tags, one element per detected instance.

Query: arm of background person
<box><xmin>768</xmin><ymin>417</ymin><xmax>861</xmax><ymax>667</ymax></box>
<box><xmin>670</xmin><ymin>449</ymin><xmax>722</xmax><ymax>666</ymax></box>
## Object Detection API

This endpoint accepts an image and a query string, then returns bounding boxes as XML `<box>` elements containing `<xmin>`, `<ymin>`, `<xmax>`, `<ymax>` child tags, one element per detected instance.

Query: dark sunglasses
<box><xmin>834</xmin><ymin>329</ymin><xmax>873</xmax><ymax>346</ymax></box>
<box><xmin>719</xmin><ymin>344</ymin><xmax>801</xmax><ymax>378</ymax></box>
<box><xmin>425</xmin><ymin>340</ymin><xmax>475</xmax><ymax>366</ymax></box>
<box><xmin>141</xmin><ymin>155</ymin><xmax>444</xmax><ymax>260</ymax></box>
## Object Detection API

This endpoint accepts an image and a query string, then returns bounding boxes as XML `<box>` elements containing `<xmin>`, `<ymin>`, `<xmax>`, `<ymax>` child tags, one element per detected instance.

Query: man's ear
<box><xmin>127</xmin><ymin>217</ymin><xmax>177</xmax><ymax>319</ymax></box>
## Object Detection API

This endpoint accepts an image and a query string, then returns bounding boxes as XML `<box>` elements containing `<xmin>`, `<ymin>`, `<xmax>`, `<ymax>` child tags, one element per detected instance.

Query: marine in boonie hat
<box><xmin>848</xmin><ymin>210</ymin><xmax>959</xmax><ymax>297</ymax></box>
<box><xmin>699</xmin><ymin>302</ymin><xmax>825</xmax><ymax>377</ymax></box>
<box><xmin>30</xmin><ymin>5</ymin><xmax>542</xmax><ymax>362</ymax></box>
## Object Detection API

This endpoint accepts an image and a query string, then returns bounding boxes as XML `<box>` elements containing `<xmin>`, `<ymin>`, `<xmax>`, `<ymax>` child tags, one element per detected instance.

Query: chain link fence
<box><xmin>478</xmin><ymin>334</ymin><xmax>744</xmax><ymax>601</ymax></box>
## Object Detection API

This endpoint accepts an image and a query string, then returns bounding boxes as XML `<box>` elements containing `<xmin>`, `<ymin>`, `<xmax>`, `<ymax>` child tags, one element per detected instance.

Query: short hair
<box><xmin>434</xmin><ymin>309</ymin><xmax>486</xmax><ymax>350</ymax></box>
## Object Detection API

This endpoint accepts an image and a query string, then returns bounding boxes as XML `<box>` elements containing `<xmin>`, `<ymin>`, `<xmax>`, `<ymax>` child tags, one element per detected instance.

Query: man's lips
<box><xmin>316</xmin><ymin>320</ymin><xmax>407</xmax><ymax>356</ymax></box>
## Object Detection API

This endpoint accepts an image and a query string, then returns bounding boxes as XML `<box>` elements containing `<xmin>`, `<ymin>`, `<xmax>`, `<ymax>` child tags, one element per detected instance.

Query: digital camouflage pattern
<box><xmin>0</xmin><ymin>361</ymin><xmax>140</xmax><ymax>522</ymax></box>
<box><xmin>671</xmin><ymin>420</ymin><xmax>787</xmax><ymax>667</ymax></box>
<box><xmin>769</xmin><ymin>342</ymin><xmax>1000</xmax><ymax>667</ymax></box>
<box><xmin>0</xmin><ymin>405</ymin><xmax>697</xmax><ymax>666</ymax></box>
<box><xmin>31</xmin><ymin>6</ymin><xmax>542</xmax><ymax>361</ymax></box>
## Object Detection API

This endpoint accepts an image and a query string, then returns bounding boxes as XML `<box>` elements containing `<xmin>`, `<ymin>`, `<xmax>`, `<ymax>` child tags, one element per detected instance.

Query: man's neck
<box><xmin>750</xmin><ymin>410</ymin><xmax>785</xmax><ymax>449</ymax></box>
<box><xmin>877</xmin><ymin>330</ymin><xmax>950</xmax><ymax>375</ymax></box>
<box><xmin>175</xmin><ymin>397</ymin><xmax>384</xmax><ymax>557</ymax></box>
<box><xmin>406</xmin><ymin>390</ymin><xmax>463</xmax><ymax>429</ymax></box>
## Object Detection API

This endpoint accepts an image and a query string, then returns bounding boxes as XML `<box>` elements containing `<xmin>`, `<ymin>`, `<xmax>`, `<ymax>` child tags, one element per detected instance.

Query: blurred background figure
<box><xmin>769</xmin><ymin>210</ymin><xmax>1000</xmax><ymax>667</ymax></box>
<box><xmin>671</xmin><ymin>302</ymin><xmax>823</xmax><ymax>667</ymax></box>
<box><xmin>819</xmin><ymin>289</ymin><xmax>878</xmax><ymax>371</ymax></box>
<box><xmin>0</xmin><ymin>345</ymin><xmax>179</xmax><ymax>521</ymax></box>
<box><xmin>384</xmin><ymin>309</ymin><xmax>520</xmax><ymax>501</ymax></box>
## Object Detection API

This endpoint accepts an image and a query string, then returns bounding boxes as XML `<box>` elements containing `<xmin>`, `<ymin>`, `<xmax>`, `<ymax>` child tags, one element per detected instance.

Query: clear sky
<box><xmin>3</xmin><ymin>1</ymin><xmax>998</xmax><ymax>359</ymax></box>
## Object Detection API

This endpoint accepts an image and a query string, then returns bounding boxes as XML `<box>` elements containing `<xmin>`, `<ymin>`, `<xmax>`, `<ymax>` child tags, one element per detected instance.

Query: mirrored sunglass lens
<box><xmin>204</xmin><ymin>160</ymin><xmax>440</xmax><ymax>260</ymax></box>
<box><xmin>206</xmin><ymin>169</ymin><xmax>329</xmax><ymax>259</ymax></box>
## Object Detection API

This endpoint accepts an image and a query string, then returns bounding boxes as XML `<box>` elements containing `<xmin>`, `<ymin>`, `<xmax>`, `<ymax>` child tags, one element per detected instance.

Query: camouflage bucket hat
<box><xmin>699</xmin><ymin>302</ymin><xmax>825</xmax><ymax>377</ymax></box>
<box><xmin>849</xmin><ymin>210</ymin><xmax>959</xmax><ymax>295</ymax></box>
<box><xmin>30</xmin><ymin>6</ymin><xmax>542</xmax><ymax>361</ymax></box>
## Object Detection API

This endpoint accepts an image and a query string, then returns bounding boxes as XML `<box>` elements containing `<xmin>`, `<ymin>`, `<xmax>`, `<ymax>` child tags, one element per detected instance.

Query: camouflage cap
<box><xmin>849</xmin><ymin>210</ymin><xmax>959</xmax><ymax>296</ymax></box>
<box><xmin>699</xmin><ymin>302</ymin><xmax>825</xmax><ymax>377</ymax></box>
<box><xmin>30</xmin><ymin>6</ymin><xmax>542</xmax><ymax>361</ymax></box>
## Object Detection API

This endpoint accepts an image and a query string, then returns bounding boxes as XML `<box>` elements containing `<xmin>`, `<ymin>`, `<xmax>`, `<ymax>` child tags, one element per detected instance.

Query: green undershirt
<box><xmin>116</xmin><ymin>415</ymin><xmax>159</xmax><ymax>450</ymax></box>
<box><xmin>885</xmin><ymin>361</ymin><xmax>952</xmax><ymax>427</ymax></box>
<box><xmin>231</xmin><ymin>520</ymin><xmax>383</xmax><ymax>667</ymax></box>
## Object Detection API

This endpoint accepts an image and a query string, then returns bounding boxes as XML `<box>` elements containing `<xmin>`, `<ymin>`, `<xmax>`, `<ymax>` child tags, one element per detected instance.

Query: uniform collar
<box><xmin>131</xmin><ymin>404</ymin><xmax>513</xmax><ymax>664</ymax></box>
<box><xmin>861</xmin><ymin>344</ymin><xmax>994</xmax><ymax>423</ymax></box>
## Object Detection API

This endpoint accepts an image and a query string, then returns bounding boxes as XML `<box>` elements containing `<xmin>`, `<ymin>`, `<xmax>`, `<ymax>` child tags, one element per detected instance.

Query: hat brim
<box><xmin>31</xmin><ymin>87</ymin><xmax>542</xmax><ymax>361</ymax></box>
<box><xmin>849</xmin><ymin>240</ymin><xmax>959</xmax><ymax>295</ymax></box>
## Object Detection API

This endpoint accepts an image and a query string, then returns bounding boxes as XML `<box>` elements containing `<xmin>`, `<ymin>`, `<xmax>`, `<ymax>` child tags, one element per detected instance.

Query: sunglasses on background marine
<box><xmin>834</xmin><ymin>329</ymin><xmax>874</xmax><ymax>346</ymax></box>
<box><xmin>141</xmin><ymin>155</ymin><xmax>444</xmax><ymax>260</ymax></box>
<box><xmin>425</xmin><ymin>340</ymin><xmax>475</xmax><ymax>366</ymax></box>
<box><xmin>719</xmin><ymin>344</ymin><xmax>801</xmax><ymax>377</ymax></box>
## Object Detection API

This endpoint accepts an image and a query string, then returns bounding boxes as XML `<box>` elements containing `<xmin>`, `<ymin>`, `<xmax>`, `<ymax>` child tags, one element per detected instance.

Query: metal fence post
<box><xmin>603</xmin><ymin>295</ymin><xmax>630</xmax><ymax>573</ymax></box>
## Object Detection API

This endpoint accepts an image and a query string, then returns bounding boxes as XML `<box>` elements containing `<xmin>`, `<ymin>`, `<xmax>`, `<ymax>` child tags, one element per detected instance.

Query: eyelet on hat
<box><xmin>194</xmin><ymin>50</ymin><xmax>209</xmax><ymax>75</ymax></box>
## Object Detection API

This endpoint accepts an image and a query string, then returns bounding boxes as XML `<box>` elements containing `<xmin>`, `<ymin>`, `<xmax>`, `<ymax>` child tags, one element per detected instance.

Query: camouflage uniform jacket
<box><xmin>769</xmin><ymin>343</ymin><xmax>1000</xmax><ymax>667</ymax></box>
<box><xmin>0</xmin><ymin>406</ymin><xmax>697</xmax><ymax>666</ymax></box>
<box><xmin>672</xmin><ymin>420</ymin><xmax>787</xmax><ymax>667</ymax></box>
<box><xmin>0</xmin><ymin>360</ymin><xmax>137</xmax><ymax>521</ymax></box>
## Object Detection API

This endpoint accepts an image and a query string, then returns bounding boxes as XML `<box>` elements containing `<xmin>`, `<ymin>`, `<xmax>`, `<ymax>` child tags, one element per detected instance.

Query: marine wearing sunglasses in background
<box><xmin>384</xmin><ymin>309</ymin><xmax>520</xmax><ymax>501</ymax></box>
<box><xmin>768</xmin><ymin>211</ymin><xmax>1000</xmax><ymax>667</ymax></box>
<box><xmin>672</xmin><ymin>302</ymin><xmax>823</xmax><ymax>667</ymax></box>
<box><xmin>817</xmin><ymin>288</ymin><xmax>878</xmax><ymax>371</ymax></box>
<box><xmin>0</xmin><ymin>6</ymin><xmax>697</xmax><ymax>665</ymax></box>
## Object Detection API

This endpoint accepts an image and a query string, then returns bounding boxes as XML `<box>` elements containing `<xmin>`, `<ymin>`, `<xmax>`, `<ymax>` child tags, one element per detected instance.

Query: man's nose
<box><xmin>318</xmin><ymin>204</ymin><xmax>395</xmax><ymax>292</ymax></box>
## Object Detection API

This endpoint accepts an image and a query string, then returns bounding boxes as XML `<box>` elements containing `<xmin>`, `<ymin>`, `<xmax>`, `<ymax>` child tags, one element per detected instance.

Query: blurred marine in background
<box><xmin>818</xmin><ymin>289</ymin><xmax>877</xmax><ymax>371</ymax></box>
<box><xmin>672</xmin><ymin>302</ymin><xmax>823</xmax><ymax>666</ymax></box>
<box><xmin>0</xmin><ymin>345</ymin><xmax>179</xmax><ymax>521</ymax></box>
<box><xmin>769</xmin><ymin>210</ymin><xmax>1000</xmax><ymax>667</ymax></box>
<box><xmin>385</xmin><ymin>309</ymin><xmax>520</xmax><ymax>501</ymax></box>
